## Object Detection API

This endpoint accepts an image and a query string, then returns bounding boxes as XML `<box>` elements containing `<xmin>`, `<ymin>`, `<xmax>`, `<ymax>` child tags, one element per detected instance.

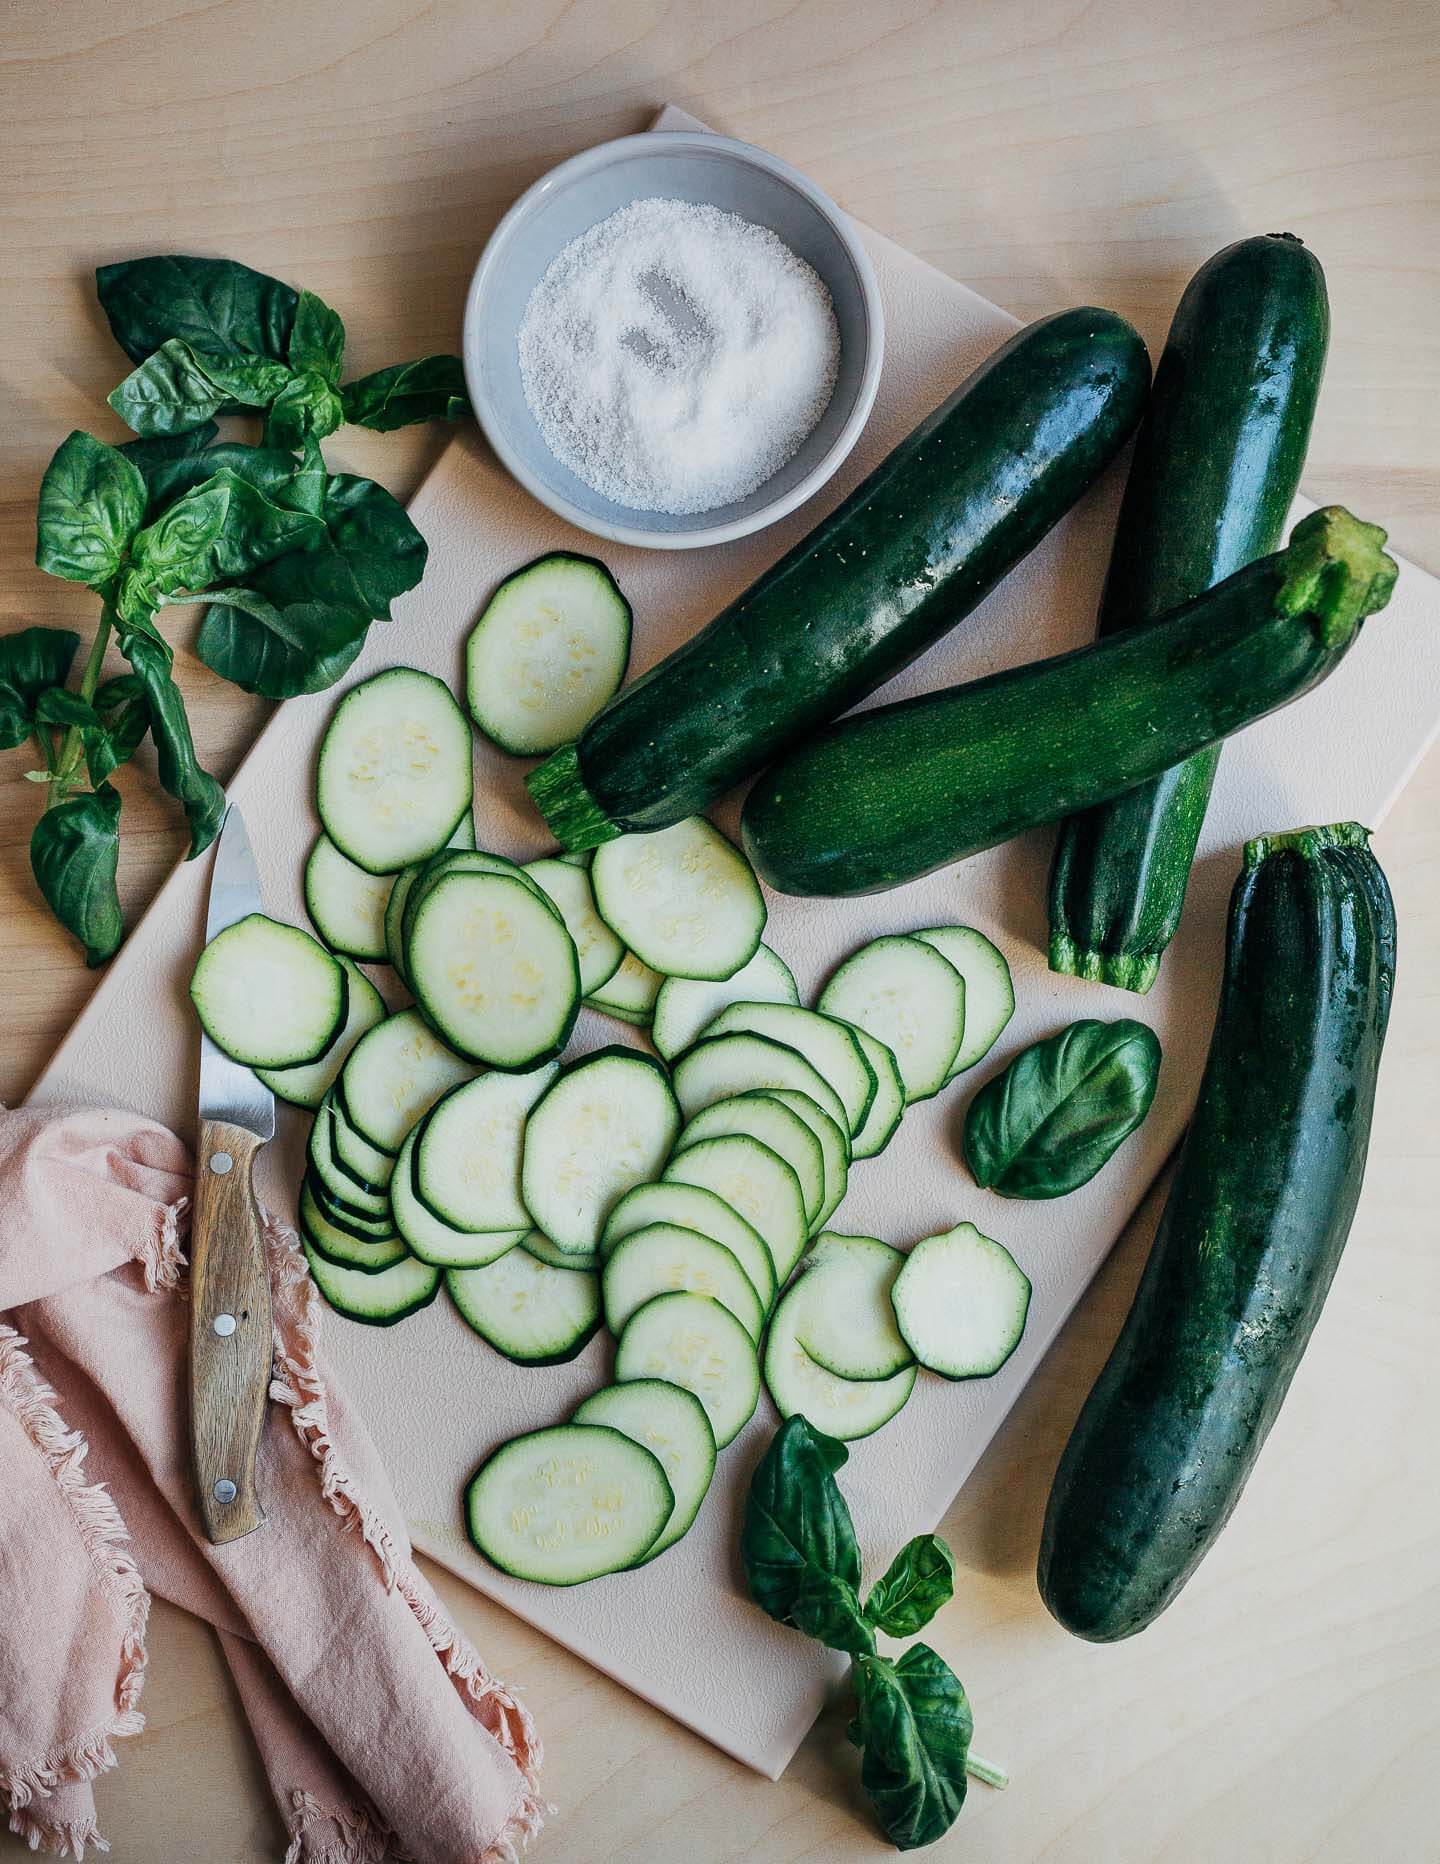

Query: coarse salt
<box><xmin>517</xmin><ymin>197</ymin><xmax>840</xmax><ymax>516</ymax></box>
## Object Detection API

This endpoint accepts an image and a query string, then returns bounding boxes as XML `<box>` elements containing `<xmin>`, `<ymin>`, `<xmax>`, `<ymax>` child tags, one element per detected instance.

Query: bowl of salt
<box><xmin>463</xmin><ymin>131</ymin><xmax>884</xmax><ymax>550</ymax></box>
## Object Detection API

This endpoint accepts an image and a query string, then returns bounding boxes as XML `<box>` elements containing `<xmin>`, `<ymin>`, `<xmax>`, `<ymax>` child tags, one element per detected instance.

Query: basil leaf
<box><xmin>36</xmin><ymin>433</ymin><xmax>147</xmax><ymax>587</ymax></box>
<box><xmin>121</xmin><ymin>633</ymin><xmax>225</xmax><ymax>856</ymax></box>
<box><xmin>791</xmin><ymin>1570</ymin><xmax>876</xmax><ymax>1656</ymax></box>
<box><xmin>851</xmin><ymin>1647</ymin><xmax>973</xmax><ymax>1852</ymax></box>
<box><xmin>340</xmin><ymin>355</ymin><xmax>469</xmax><ymax>431</ymax></box>
<box><xmin>119</xmin><ymin>469</ymin><xmax>327</xmax><ymax>621</ymax></box>
<box><xmin>30</xmin><ymin>784</ymin><xmax>124</xmax><ymax>966</ymax></box>
<box><xmin>129</xmin><ymin>440</ymin><xmax>299</xmax><ymax>518</ymax></box>
<box><xmin>33</xmin><ymin>687</ymin><xmax>98</xmax><ymax>731</ymax></box>
<box><xmin>109</xmin><ymin>338</ymin><xmax>294</xmax><ymax>438</ymax></box>
<box><xmin>741</xmin><ymin>1416</ymin><xmax>861</xmax><ymax>1627</ymax></box>
<box><xmin>263</xmin><ymin>370</ymin><xmax>344</xmax><ymax>453</ymax></box>
<box><xmin>0</xmin><ymin>628</ymin><xmax>82</xmax><ymax>748</ymax></box>
<box><xmin>95</xmin><ymin>255</ymin><xmax>297</xmax><ymax>367</ymax></box>
<box><xmin>278</xmin><ymin>437</ymin><xmax>328</xmax><ymax>518</ymax></box>
<box><xmin>321</xmin><ymin>473</ymin><xmax>427</xmax><ymax>616</ymax></box>
<box><xmin>118</xmin><ymin>422</ymin><xmax>220</xmax><ymax>490</ymax></box>
<box><xmin>197</xmin><ymin>545</ymin><xmax>372</xmax><ymax>698</ymax></box>
<box><xmin>864</xmin><ymin>1535</ymin><xmax>955</xmax><ymax>1637</ymax></box>
<box><xmin>287</xmin><ymin>289</ymin><xmax>346</xmax><ymax>384</ymax></box>
<box><xmin>962</xmin><ymin>1017</ymin><xmax>1162</xmax><ymax>1199</ymax></box>
<box><xmin>89</xmin><ymin>673</ymin><xmax>151</xmax><ymax>782</ymax></box>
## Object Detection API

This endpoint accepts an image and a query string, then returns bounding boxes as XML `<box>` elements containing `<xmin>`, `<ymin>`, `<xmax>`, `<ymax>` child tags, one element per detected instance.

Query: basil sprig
<box><xmin>741</xmin><ymin>1417</ymin><xmax>1006</xmax><ymax>1851</ymax></box>
<box><xmin>10</xmin><ymin>253</ymin><xmax>468</xmax><ymax>962</ymax></box>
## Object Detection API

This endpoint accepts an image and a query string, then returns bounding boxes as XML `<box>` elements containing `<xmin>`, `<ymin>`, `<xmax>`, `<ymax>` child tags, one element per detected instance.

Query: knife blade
<box><xmin>190</xmin><ymin>804</ymin><xmax>275</xmax><ymax>1544</ymax></box>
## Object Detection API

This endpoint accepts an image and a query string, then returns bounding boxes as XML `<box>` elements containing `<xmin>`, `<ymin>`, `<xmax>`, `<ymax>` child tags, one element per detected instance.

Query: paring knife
<box><xmin>190</xmin><ymin>804</ymin><xmax>275</xmax><ymax>1543</ymax></box>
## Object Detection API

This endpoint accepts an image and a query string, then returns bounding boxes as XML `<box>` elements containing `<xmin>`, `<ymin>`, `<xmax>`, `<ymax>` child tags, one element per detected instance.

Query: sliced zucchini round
<box><xmin>591</xmin><ymin>817</ymin><xmax>766</xmax><ymax>981</ymax></box>
<box><xmin>523</xmin><ymin>856</ymin><xmax>624</xmax><ymax>996</ymax></box>
<box><xmin>303</xmin><ymin>1235</ymin><xmax>439</xmax><ymax>1324</ymax></box>
<box><xmin>584</xmin><ymin>950</ymin><xmax>662</xmax><ymax>1025</ymax></box>
<box><xmin>416</xmin><ymin>1064</ymin><xmax>559</xmax><ymax>1232</ymax></box>
<box><xmin>305</xmin><ymin>832</ymin><xmax>392</xmax><ymax>961</ymax></box>
<box><xmin>599</xmin><ymin>1180</ymin><xmax>775</xmax><ymax>1311</ymax></box>
<box><xmin>407</xmin><ymin>871</ymin><xmax>579</xmax><ymax>1068</ymax></box>
<box><xmin>755</xmin><ymin>1088</ymin><xmax>850</xmax><ymax>1232</ymax></box>
<box><xmin>256</xmin><ymin>957</ymin><xmax>386</xmax><ymax>1112</ymax></box>
<box><xmin>391</xmin><ymin>1126</ymin><xmax>525</xmax><ymax>1270</ymax></box>
<box><xmin>329</xmin><ymin>1089</ymin><xmax>397</xmax><ymax>1189</ymax></box>
<box><xmin>521</xmin><ymin>1047</ymin><xmax>679</xmax><ymax>1257</ymax></box>
<box><xmin>466</xmin><ymin>552</ymin><xmax>632</xmax><ymax>757</ymax></box>
<box><xmin>764</xmin><ymin>1275</ymin><xmax>917</xmax><ymax>1441</ymax></box>
<box><xmin>700</xmin><ymin>1002</ymin><xmax>876</xmax><ymax>1137</ymax></box>
<box><xmin>299</xmin><ymin>1181</ymin><xmax>406</xmax><ymax>1273</ymax></box>
<box><xmin>675</xmin><ymin>1093</ymin><xmax>825</xmax><ymax>1231</ymax></box>
<box><xmin>842</xmin><ymin>1025</ymin><xmax>906</xmax><ymax>1159</ymax></box>
<box><xmin>662</xmin><ymin>1133</ymin><xmax>807</xmax><ymax>1285</ymax></box>
<box><xmin>191</xmin><ymin>913</ymin><xmax>345</xmax><ymax>1069</ymax></box>
<box><xmin>651</xmin><ymin>944</ymin><xmax>799</xmax><ymax>1061</ymax></box>
<box><xmin>307</xmin><ymin>1106</ymin><xmax>390</xmax><ymax>1215</ymax></box>
<box><xmin>572</xmin><ymin>1381</ymin><xmax>716</xmax><ymax>1563</ymax></box>
<box><xmin>671</xmin><ymin>1031</ymin><xmax>848</xmax><ymax>1136</ymax></box>
<box><xmin>304</xmin><ymin>1169</ymin><xmax>395</xmax><ymax>1241</ymax></box>
<box><xmin>793</xmin><ymin>1234</ymin><xmax>914</xmax><ymax>1381</ymax></box>
<box><xmin>316</xmin><ymin>668</ymin><xmax>473</xmax><ymax>876</ymax></box>
<box><xmin>615</xmin><ymin>1291</ymin><xmax>760</xmax><ymax>1449</ymax></box>
<box><xmin>891</xmin><ymin>1223</ymin><xmax>1032</xmax><ymax>1379</ymax></box>
<box><xmin>817</xmin><ymin>935</ymin><xmax>967</xmax><ymax>1104</ymax></box>
<box><xmin>520</xmin><ymin>1230</ymin><xmax>599</xmax><ymax>1271</ymax></box>
<box><xmin>912</xmin><ymin>925</ymin><xmax>1015</xmax><ymax>1075</ymax></box>
<box><xmin>465</xmin><ymin>1424</ymin><xmax>672</xmax><ymax>1585</ymax></box>
<box><xmin>339</xmin><ymin>1008</ymin><xmax>476</xmax><ymax>1154</ymax></box>
<box><xmin>603</xmin><ymin>1223</ymin><xmax>765</xmax><ymax>1342</ymax></box>
<box><xmin>446</xmin><ymin>1246</ymin><xmax>600</xmax><ymax>1365</ymax></box>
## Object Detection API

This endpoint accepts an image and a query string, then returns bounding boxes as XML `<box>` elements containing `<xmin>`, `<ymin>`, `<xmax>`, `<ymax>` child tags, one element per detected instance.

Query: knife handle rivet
<box><xmin>213</xmin><ymin>1313</ymin><xmax>237</xmax><ymax>1337</ymax></box>
<box><xmin>209</xmin><ymin>1151</ymin><xmax>234</xmax><ymax>1175</ymax></box>
<box><xmin>214</xmin><ymin>1479</ymin><xmax>238</xmax><ymax>1505</ymax></box>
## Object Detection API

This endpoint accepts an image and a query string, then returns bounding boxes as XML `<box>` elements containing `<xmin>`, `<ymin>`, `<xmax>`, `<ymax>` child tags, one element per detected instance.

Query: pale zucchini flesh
<box><xmin>663</xmin><ymin>1132</ymin><xmax>808</xmax><ymax>1285</ymax></box>
<box><xmin>675</xmin><ymin>1092</ymin><xmax>826</xmax><ymax>1231</ymax></box>
<box><xmin>305</xmin><ymin>832</ymin><xmax>392</xmax><ymax>960</ymax></box>
<box><xmin>571</xmin><ymin>1380</ymin><xmax>716</xmax><ymax>1562</ymax></box>
<box><xmin>328</xmin><ymin>1090</ymin><xmax>396</xmax><ymax>1188</ymax></box>
<box><xmin>603</xmin><ymin>1223</ymin><xmax>766</xmax><ymax>1342</ymax></box>
<box><xmin>913</xmin><ymin>925</ymin><xmax>1015</xmax><ymax>1075</ymax></box>
<box><xmin>416</xmin><ymin>1064</ymin><xmax>559</xmax><ymax>1231</ymax></box>
<box><xmin>817</xmin><ymin>935</ymin><xmax>966</xmax><ymax>1103</ymax></box>
<box><xmin>840</xmin><ymin>1025</ymin><xmax>906</xmax><ymax>1160</ymax></box>
<box><xmin>891</xmin><ymin>1222</ymin><xmax>1032</xmax><ymax>1379</ymax></box>
<box><xmin>614</xmin><ymin>1291</ymin><xmax>760</xmax><ymax>1449</ymax></box>
<box><xmin>303</xmin><ymin>1235</ymin><xmax>439</xmax><ymax>1324</ymax></box>
<box><xmin>191</xmin><ymin>913</ymin><xmax>345</xmax><ymax>1069</ymax></box>
<box><xmin>523</xmin><ymin>856</ymin><xmax>624</xmax><ymax>997</ymax></box>
<box><xmin>755</xmin><ymin>1088</ymin><xmax>850</xmax><ymax>1231</ymax></box>
<box><xmin>793</xmin><ymin>1233</ymin><xmax>914</xmax><ymax>1381</ymax></box>
<box><xmin>339</xmin><ymin>1008</ymin><xmax>477</xmax><ymax>1154</ymax></box>
<box><xmin>700</xmin><ymin>1001</ymin><xmax>876</xmax><ymax>1136</ymax></box>
<box><xmin>584</xmin><ymin>949</ymin><xmax>663</xmax><ymax>1024</ymax></box>
<box><xmin>671</xmin><ymin>1031</ymin><xmax>848</xmax><ymax>1136</ymax></box>
<box><xmin>391</xmin><ymin>1127</ymin><xmax>526</xmax><ymax>1269</ymax></box>
<box><xmin>307</xmin><ymin>1106</ymin><xmax>390</xmax><ymax>1215</ymax></box>
<box><xmin>256</xmin><ymin>957</ymin><xmax>386</xmax><ymax>1112</ymax></box>
<box><xmin>446</xmin><ymin>1246</ymin><xmax>600</xmax><ymax>1365</ymax></box>
<box><xmin>599</xmin><ymin>1180</ymin><xmax>775</xmax><ymax>1310</ymax></box>
<box><xmin>651</xmin><ymin>944</ymin><xmax>799</xmax><ymax>1061</ymax></box>
<box><xmin>591</xmin><ymin>817</ymin><xmax>766</xmax><ymax>981</ymax></box>
<box><xmin>764</xmin><ymin>1275</ymin><xmax>917</xmax><ymax>1440</ymax></box>
<box><xmin>299</xmin><ymin>1181</ymin><xmax>406</xmax><ymax>1273</ymax></box>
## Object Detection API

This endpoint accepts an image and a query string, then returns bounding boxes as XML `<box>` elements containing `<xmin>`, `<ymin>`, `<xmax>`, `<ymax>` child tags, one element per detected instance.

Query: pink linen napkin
<box><xmin>0</xmin><ymin>1104</ymin><xmax>544</xmax><ymax>1862</ymax></box>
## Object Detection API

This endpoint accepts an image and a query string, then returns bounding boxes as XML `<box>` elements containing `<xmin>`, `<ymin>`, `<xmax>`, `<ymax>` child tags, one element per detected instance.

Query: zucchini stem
<box><xmin>966</xmin><ymin>1753</ymin><xmax>1009</xmax><ymax>1790</ymax></box>
<box><xmin>1276</xmin><ymin>507</ymin><xmax>1398</xmax><ymax>647</ymax></box>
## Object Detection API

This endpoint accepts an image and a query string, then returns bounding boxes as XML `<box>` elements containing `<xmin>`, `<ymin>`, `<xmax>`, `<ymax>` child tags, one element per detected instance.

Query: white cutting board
<box><xmin>29</xmin><ymin>107</ymin><xmax>1440</xmax><ymax>1780</ymax></box>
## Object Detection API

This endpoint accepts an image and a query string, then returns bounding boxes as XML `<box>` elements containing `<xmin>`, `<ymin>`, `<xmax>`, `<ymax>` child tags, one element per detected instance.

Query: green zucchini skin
<box><xmin>526</xmin><ymin>309</ymin><xmax>1149</xmax><ymax>850</ymax></box>
<box><xmin>740</xmin><ymin>507</ymin><xmax>1395</xmax><ymax>898</ymax></box>
<box><xmin>1037</xmin><ymin>823</ymin><xmax>1395</xmax><ymax>1642</ymax></box>
<box><xmin>1048</xmin><ymin>234</ymin><xmax>1329</xmax><ymax>993</ymax></box>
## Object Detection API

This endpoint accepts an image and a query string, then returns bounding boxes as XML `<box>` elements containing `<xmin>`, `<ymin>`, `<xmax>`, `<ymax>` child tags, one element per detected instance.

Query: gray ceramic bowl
<box><xmin>462</xmin><ymin>131</ymin><xmax>884</xmax><ymax>550</ymax></box>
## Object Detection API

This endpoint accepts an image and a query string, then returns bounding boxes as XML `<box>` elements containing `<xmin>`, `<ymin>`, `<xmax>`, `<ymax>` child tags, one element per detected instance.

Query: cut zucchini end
<box><xmin>1243</xmin><ymin>819</ymin><xmax>1372</xmax><ymax>871</ymax></box>
<box><xmin>525</xmin><ymin>744</ymin><xmax>622</xmax><ymax>855</ymax></box>
<box><xmin>1277</xmin><ymin>506</ymin><xmax>1398</xmax><ymax>646</ymax></box>
<box><xmin>1048</xmin><ymin>931</ymin><xmax>1159</xmax><ymax>996</ymax></box>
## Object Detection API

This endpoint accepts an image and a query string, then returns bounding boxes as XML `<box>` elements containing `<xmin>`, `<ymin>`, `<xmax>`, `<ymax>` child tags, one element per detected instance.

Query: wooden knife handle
<box><xmin>189</xmin><ymin>1118</ymin><xmax>272</xmax><ymax>1543</ymax></box>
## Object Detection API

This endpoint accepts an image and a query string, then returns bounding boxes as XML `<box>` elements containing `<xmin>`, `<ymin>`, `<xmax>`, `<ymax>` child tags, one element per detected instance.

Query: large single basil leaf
<box><xmin>962</xmin><ymin>1017</ymin><xmax>1162</xmax><ymax>1199</ymax></box>
<box><xmin>263</xmin><ymin>370</ymin><xmax>344</xmax><ymax>453</ymax></box>
<box><xmin>287</xmin><ymin>289</ymin><xmax>346</xmax><ymax>384</ymax></box>
<box><xmin>339</xmin><ymin>355</ymin><xmax>469</xmax><ymax>431</ymax></box>
<box><xmin>30</xmin><ymin>783</ymin><xmax>125</xmax><ymax>966</ymax></box>
<box><xmin>196</xmin><ymin>545</ymin><xmax>372</xmax><ymax>698</ymax></box>
<box><xmin>0</xmin><ymin>628</ymin><xmax>82</xmax><ymax>748</ymax></box>
<box><xmin>118</xmin><ymin>422</ymin><xmax>220</xmax><ymax>492</ymax></box>
<box><xmin>118</xmin><ymin>469</ymin><xmax>327</xmax><ymax>622</ymax></box>
<box><xmin>36</xmin><ymin>433</ymin><xmax>147</xmax><ymax>587</ymax></box>
<box><xmin>95</xmin><ymin>255</ymin><xmax>297</xmax><ymax>368</ymax></box>
<box><xmin>321</xmin><ymin>473</ymin><xmax>427</xmax><ymax>616</ymax></box>
<box><xmin>89</xmin><ymin>673</ymin><xmax>151</xmax><ymax>782</ymax></box>
<box><xmin>791</xmin><ymin>1570</ymin><xmax>876</xmax><ymax>1656</ymax></box>
<box><xmin>849</xmin><ymin>1647</ymin><xmax>973</xmax><ymax>1852</ymax></box>
<box><xmin>130</xmin><ymin>440</ymin><xmax>299</xmax><ymax>518</ymax></box>
<box><xmin>121</xmin><ymin>633</ymin><xmax>225</xmax><ymax>856</ymax></box>
<box><xmin>109</xmin><ymin>338</ymin><xmax>294</xmax><ymax>438</ymax></box>
<box><xmin>863</xmin><ymin>1535</ymin><xmax>955</xmax><ymax>1638</ymax></box>
<box><xmin>741</xmin><ymin>1416</ymin><xmax>861</xmax><ymax>1627</ymax></box>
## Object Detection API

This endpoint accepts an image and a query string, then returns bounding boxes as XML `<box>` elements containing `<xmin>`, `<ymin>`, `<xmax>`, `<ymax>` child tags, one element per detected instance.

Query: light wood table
<box><xmin>3</xmin><ymin>4</ymin><xmax>1437</xmax><ymax>1858</ymax></box>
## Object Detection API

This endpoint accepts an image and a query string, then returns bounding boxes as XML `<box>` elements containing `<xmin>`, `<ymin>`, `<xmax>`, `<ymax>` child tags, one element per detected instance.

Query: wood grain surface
<box><xmin>2</xmin><ymin>2</ymin><xmax>1437</xmax><ymax>1859</ymax></box>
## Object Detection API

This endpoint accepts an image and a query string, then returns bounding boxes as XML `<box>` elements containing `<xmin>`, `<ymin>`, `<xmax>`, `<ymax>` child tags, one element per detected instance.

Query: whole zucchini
<box><xmin>741</xmin><ymin>506</ymin><xmax>1395</xmax><ymax>897</ymax></box>
<box><xmin>527</xmin><ymin>309</ymin><xmax>1149</xmax><ymax>850</ymax></box>
<box><xmin>1048</xmin><ymin>234</ymin><xmax>1329</xmax><ymax>992</ymax></box>
<box><xmin>1037</xmin><ymin>822</ymin><xmax>1396</xmax><ymax>1641</ymax></box>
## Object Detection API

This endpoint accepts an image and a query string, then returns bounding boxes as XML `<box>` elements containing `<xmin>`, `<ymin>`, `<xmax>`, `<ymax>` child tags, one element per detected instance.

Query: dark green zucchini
<box><xmin>1037</xmin><ymin>822</ymin><xmax>1396</xmax><ymax>1641</ymax></box>
<box><xmin>740</xmin><ymin>507</ymin><xmax>1395</xmax><ymax>897</ymax></box>
<box><xmin>1048</xmin><ymin>234</ymin><xmax>1329</xmax><ymax>992</ymax></box>
<box><xmin>527</xmin><ymin>309</ymin><xmax>1149</xmax><ymax>850</ymax></box>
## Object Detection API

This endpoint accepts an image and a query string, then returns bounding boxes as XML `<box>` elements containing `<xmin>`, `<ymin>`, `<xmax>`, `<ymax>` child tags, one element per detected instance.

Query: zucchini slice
<box><xmin>299</xmin><ymin>1181</ymin><xmax>406</xmax><ymax>1274</ymax></box>
<box><xmin>191</xmin><ymin>913</ymin><xmax>345</xmax><ymax>1069</ymax></box>
<box><xmin>329</xmin><ymin>1088</ymin><xmax>397</xmax><ymax>1188</ymax></box>
<box><xmin>840</xmin><ymin>1026</ymin><xmax>906</xmax><ymax>1159</ymax></box>
<box><xmin>675</xmin><ymin>1093</ymin><xmax>826</xmax><ymax>1232</ymax></box>
<box><xmin>764</xmin><ymin>1273</ymin><xmax>917</xmax><ymax>1441</ymax></box>
<box><xmin>523</xmin><ymin>856</ymin><xmax>624</xmax><ymax>997</ymax></box>
<box><xmin>256</xmin><ymin>957</ymin><xmax>385</xmax><ymax>1111</ymax></box>
<box><xmin>466</xmin><ymin>552</ymin><xmax>632</xmax><ymax>757</ymax></box>
<box><xmin>446</xmin><ymin>1247</ymin><xmax>600</xmax><ymax>1365</ymax></box>
<box><xmin>663</xmin><ymin>1133</ymin><xmax>807</xmax><ymax>1285</ymax></box>
<box><xmin>304</xmin><ymin>832</ymin><xmax>392</xmax><ymax>961</ymax></box>
<box><xmin>304</xmin><ymin>1170</ymin><xmax>395</xmax><ymax>1240</ymax></box>
<box><xmin>416</xmin><ymin>1064</ymin><xmax>559</xmax><ymax>1232</ymax></box>
<box><xmin>913</xmin><ymin>926</ymin><xmax>1015</xmax><ymax>1075</ymax></box>
<box><xmin>755</xmin><ymin>1088</ymin><xmax>850</xmax><ymax>1231</ymax></box>
<box><xmin>599</xmin><ymin>1180</ymin><xmax>775</xmax><ymax>1311</ymax></box>
<box><xmin>391</xmin><ymin>1127</ymin><xmax>526</xmax><ymax>1270</ymax></box>
<box><xmin>671</xmin><ymin>1031</ymin><xmax>848</xmax><ymax>1136</ymax></box>
<box><xmin>614</xmin><ymin>1291</ymin><xmax>760</xmax><ymax>1449</ymax></box>
<box><xmin>700</xmin><ymin>1002</ymin><xmax>875</xmax><ymax>1136</ymax></box>
<box><xmin>792</xmin><ymin>1233</ymin><xmax>914</xmax><ymax>1381</ymax></box>
<box><xmin>303</xmin><ymin>1235</ymin><xmax>439</xmax><ymax>1324</ymax></box>
<box><xmin>520</xmin><ymin>1230</ymin><xmax>599</xmax><ymax>1271</ymax></box>
<box><xmin>891</xmin><ymin>1223</ymin><xmax>1032</xmax><ymax>1379</ymax></box>
<box><xmin>316</xmin><ymin>668</ymin><xmax>473</xmax><ymax>876</ymax></box>
<box><xmin>584</xmin><ymin>950</ymin><xmax>662</xmax><ymax>1025</ymax></box>
<box><xmin>465</xmin><ymin>1424</ymin><xmax>672</xmax><ymax>1585</ymax></box>
<box><xmin>572</xmin><ymin>1381</ymin><xmax>716</xmax><ymax>1563</ymax></box>
<box><xmin>520</xmin><ymin>1048</ymin><xmax>679</xmax><ymax>1257</ymax></box>
<box><xmin>307</xmin><ymin>1106</ymin><xmax>390</xmax><ymax>1216</ymax></box>
<box><xmin>407</xmin><ymin>870</ymin><xmax>580</xmax><ymax>1068</ymax></box>
<box><xmin>603</xmin><ymin>1223</ymin><xmax>766</xmax><ymax>1342</ymax></box>
<box><xmin>590</xmin><ymin>817</ymin><xmax>766</xmax><ymax>981</ymax></box>
<box><xmin>383</xmin><ymin>813</ymin><xmax>476</xmax><ymax>982</ymax></box>
<box><xmin>651</xmin><ymin>944</ymin><xmax>799</xmax><ymax>1062</ymax></box>
<box><xmin>817</xmin><ymin>936</ymin><xmax>966</xmax><ymax>1103</ymax></box>
<box><xmin>339</xmin><ymin>1008</ymin><xmax>477</xmax><ymax>1154</ymax></box>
